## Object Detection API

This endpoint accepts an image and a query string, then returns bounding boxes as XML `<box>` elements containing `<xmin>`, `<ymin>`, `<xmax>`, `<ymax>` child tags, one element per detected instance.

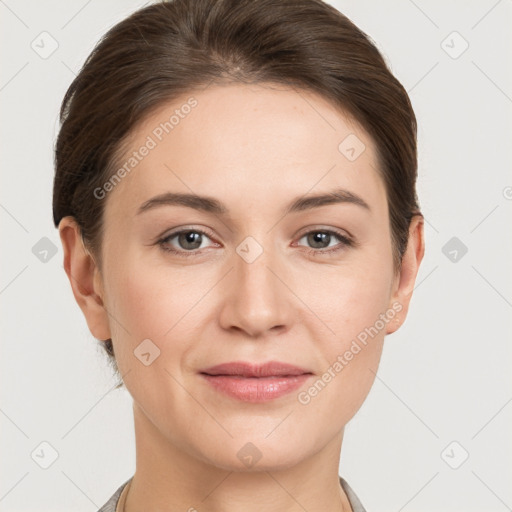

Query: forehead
<box><xmin>104</xmin><ymin>82</ymin><xmax>386</xmax><ymax>220</ymax></box>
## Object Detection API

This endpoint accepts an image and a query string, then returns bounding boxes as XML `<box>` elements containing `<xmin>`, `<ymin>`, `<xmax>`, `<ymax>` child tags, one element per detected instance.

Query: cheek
<box><xmin>298</xmin><ymin>255</ymin><xmax>393</xmax><ymax>342</ymax></box>
<box><xmin>294</xmin><ymin>255</ymin><xmax>392</xmax><ymax>411</ymax></box>
<box><xmin>294</xmin><ymin>277</ymin><xmax>389</xmax><ymax>435</ymax></box>
<box><xmin>106</xmin><ymin>254</ymin><xmax>197</xmax><ymax>337</ymax></box>
<box><xmin>104</xmin><ymin>255</ymin><xmax>219</xmax><ymax>378</ymax></box>
<box><xmin>296</xmin><ymin>337</ymin><xmax>383</xmax><ymax>445</ymax></box>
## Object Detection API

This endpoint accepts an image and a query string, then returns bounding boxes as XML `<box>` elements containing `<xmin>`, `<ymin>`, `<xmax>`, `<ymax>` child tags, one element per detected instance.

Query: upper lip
<box><xmin>200</xmin><ymin>361</ymin><xmax>312</xmax><ymax>378</ymax></box>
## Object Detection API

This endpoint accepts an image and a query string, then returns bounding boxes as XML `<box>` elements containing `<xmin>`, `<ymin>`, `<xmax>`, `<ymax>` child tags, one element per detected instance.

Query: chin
<box><xmin>196</xmin><ymin>437</ymin><xmax>313</xmax><ymax>473</ymax></box>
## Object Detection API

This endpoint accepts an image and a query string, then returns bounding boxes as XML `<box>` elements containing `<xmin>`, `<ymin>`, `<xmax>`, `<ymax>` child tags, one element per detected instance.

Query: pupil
<box><xmin>309</xmin><ymin>232</ymin><xmax>329</xmax><ymax>248</ymax></box>
<box><xmin>180</xmin><ymin>232</ymin><xmax>202</xmax><ymax>250</ymax></box>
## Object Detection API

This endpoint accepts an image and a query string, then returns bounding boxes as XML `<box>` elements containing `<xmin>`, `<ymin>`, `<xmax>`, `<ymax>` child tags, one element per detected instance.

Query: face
<box><xmin>64</xmin><ymin>82</ymin><xmax>422</xmax><ymax>472</ymax></box>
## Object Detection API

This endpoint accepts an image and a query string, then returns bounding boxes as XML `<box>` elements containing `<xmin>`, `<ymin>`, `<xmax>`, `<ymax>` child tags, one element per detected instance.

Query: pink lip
<box><xmin>199</xmin><ymin>361</ymin><xmax>313</xmax><ymax>403</ymax></box>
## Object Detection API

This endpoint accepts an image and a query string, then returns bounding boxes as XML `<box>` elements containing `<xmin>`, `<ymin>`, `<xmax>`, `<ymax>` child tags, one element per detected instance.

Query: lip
<box><xmin>199</xmin><ymin>361</ymin><xmax>313</xmax><ymax>403</ymax></box>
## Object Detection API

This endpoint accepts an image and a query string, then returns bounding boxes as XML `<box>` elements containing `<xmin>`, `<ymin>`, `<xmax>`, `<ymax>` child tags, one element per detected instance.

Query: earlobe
<box><xmin>58</xmin><ymin>216</ymin><xmax>111</xmax><ymax>341</ymax></box>
<box><xmin>386</xmin><ymin>215</ymin><xmax>425</xmax><ymax>335</ymax></box>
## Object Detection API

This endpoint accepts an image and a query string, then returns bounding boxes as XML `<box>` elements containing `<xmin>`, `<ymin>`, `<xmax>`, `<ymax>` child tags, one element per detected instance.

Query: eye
<box><xmin>295</xmin><ymin>229</ymin><xmax>353</xmax><ymax>255</ymax></box>
<box><xmin>156</xmin><ymin>227</ymin><xmax>354</xmax><ymax>258</ymax></box>
<box><xmin>157</xmin><ymin>228</ymin><xmax>218</xmax><ymax>256</ymax></box>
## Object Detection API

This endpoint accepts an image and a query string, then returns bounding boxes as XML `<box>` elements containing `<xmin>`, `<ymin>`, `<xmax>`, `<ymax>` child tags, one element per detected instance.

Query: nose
<box><xmin>217</xmin><ymin>240</ymin><xmax>294</xmax><ymax>338</ymax></box>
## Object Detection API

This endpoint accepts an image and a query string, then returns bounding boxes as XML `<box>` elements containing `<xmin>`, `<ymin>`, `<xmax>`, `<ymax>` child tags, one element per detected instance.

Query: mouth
<box><xmin>199</xmin><ymin>361</ymin><xmax>313</xmax><ymax>402</ymax></box>
<box><xmin>199</xmin><ymin>361</ymin><xmax>312</xmax><ymax>378</ymax></box>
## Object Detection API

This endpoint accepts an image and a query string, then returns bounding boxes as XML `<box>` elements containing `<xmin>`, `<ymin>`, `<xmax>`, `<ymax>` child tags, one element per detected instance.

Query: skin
<box><xmin>59</xmin><ymin>82</ymin><xmax>424</xmax><ymax>512</ymax></box>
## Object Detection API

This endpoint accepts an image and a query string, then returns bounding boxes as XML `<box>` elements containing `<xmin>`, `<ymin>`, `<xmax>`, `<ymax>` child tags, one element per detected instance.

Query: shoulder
<box><xmin>97</xmin><ymin>478</ymin><xmax>132</xmax><ymax>512</ymax></box>
<box><xmin>339</xmin><ymin>476</ymin><xmax>368</xmax><ymax>512</ymax></box>
<box><xmin>97</xmin><ymin>476</ymin><xmax>365</xmax><ymax>512</ymax></box>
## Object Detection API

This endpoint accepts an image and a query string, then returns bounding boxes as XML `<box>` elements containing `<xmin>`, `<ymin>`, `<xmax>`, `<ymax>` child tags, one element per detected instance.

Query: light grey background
<box><xmin>1</xmin><ymin>1</ymin><xmax>511</xmax><ymax>511</ymax></box>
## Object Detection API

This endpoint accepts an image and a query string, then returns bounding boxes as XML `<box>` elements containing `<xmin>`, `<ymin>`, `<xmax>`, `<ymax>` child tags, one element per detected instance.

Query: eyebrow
<box><xmin>136</xmin><ymin>187</ymin><xmax>371</xmax><ymax>216</ymax></box>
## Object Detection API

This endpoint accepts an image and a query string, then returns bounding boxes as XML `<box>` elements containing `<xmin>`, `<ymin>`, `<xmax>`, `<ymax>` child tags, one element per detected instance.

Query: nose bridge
<box><xmin>219</xmin><ymin>235</ymin><xmax>292</xmax><ymax>336</ymax></box>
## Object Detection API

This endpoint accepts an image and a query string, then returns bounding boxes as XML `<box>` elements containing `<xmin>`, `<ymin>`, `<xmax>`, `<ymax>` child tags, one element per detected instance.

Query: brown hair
<box><xmin>53</xmin><ymin>0</ymin><xmax>422</xmax><ymax>381</ymax></box>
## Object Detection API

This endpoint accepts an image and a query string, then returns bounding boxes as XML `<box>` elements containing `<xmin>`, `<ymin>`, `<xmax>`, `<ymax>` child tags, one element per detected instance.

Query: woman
<box><xmin>53</xmin><ymin>0</ymin><xmax>424</xmax><ymax>510</ymax></box>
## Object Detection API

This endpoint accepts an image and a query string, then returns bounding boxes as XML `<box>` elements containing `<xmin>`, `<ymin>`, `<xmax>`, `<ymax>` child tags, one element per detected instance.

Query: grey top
<box><xmin>98</xmin><ymin>475</ymin><xmax>367</xmax><ymax>512</ymax></box>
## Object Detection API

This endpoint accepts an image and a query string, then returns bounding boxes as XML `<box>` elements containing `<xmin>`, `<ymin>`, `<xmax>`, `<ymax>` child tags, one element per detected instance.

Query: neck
<box><xmin>123</xmin><ymin>403</ymin><xmax>353</xmax><ymax>512</ymax></box>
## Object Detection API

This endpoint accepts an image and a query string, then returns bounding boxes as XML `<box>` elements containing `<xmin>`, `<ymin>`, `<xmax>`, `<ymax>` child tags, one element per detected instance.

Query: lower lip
<box><xmin>200</xmin><ymin>374</ymin><xmax>312</xmax><ymax>402</ymax></box>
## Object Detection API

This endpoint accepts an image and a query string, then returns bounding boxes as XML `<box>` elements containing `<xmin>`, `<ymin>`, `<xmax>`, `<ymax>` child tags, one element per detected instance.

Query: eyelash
<box><xmin>156</xmin><ymin>227</ymin><xmax>354</xmax><ymax>258</ymax></box>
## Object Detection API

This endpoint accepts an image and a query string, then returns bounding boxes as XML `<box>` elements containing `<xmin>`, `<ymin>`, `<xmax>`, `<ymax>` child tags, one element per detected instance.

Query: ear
<box><xmin>58</xmin><ymin>216</ymin><xmax>111</xmax><ymax>341</ymax></box>
<box><xmin>386</xmin><ymin>214</ymin><xmax>425</xmax><ymax>335</ymax></box>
